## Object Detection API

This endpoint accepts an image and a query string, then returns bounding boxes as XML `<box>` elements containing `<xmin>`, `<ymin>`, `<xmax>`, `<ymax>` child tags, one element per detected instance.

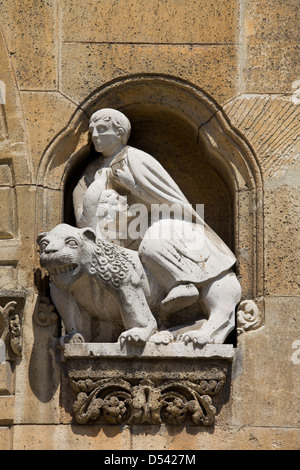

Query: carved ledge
<box><xmin>64</xmin><ymin>343</ymin><xmax>234</xmax><ymax>426</ymax></box>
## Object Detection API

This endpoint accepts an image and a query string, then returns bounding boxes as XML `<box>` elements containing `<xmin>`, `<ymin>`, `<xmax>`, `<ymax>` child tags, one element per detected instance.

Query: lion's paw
<box><xmin>119</xmin><ymin>327</ymin><xmax>155</xmax><ymax>346</ymax></box>
<box><xmin>58</xmin><ymin>331</ymin><xmax>85</xmax><ymax>350</ymax></box>
<box><xmin>178</xmin><ymin>330</ymin><xmax>214</xmax><ymax>346</ymax></box>
<box><xmin>149</xmin><ymin>330</ymin><xmax>174</xmax><ymax>345</ymax></box>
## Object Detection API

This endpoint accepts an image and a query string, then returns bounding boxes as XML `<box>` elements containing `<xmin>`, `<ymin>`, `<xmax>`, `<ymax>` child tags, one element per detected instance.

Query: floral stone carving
<box><xmin>64</xmin><ymin>342</ymin><xmax>233</xmax><ymax>426</ymax></box>
<box><xmin>237</xmin><ymin>299</ymin><xmax>263</xmax><ymax>335</ymax></box>
<box><xmin>0</xmin><ymin>292</ymin><xmax>25</xmax><ymax>360</ymax></box>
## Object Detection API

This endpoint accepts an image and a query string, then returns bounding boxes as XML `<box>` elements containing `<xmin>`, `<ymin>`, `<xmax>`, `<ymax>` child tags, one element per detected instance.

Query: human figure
<box><xmin>73</xmin><ymin>108</ymin><xmax>237</xmax><ymax>318</ymax></box>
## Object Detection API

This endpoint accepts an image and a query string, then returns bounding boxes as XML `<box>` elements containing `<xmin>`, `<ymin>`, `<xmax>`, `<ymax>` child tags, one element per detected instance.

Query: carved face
<box><xmin>89</xmin><ymin>117</ymin><xmax>123</xmax><ymax>155</ymax></box>
<box><xmin>37</xmin><ymin>224</ymin><xmax>95</xmax><ymax>290</ymax></box>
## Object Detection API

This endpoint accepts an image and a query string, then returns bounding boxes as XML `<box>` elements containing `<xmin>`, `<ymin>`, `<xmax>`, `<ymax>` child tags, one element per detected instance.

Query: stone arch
<box><xmin>37</xmin><ymin>74</ymin><xmax>263</xmax><ymax>301</ymax></box>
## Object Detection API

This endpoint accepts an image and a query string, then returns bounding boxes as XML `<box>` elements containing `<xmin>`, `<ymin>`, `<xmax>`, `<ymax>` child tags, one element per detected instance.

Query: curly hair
<box><xmin>89</xmin><ymin>238</ymin><xmax>132</xmax><ymax>288</ymax></box>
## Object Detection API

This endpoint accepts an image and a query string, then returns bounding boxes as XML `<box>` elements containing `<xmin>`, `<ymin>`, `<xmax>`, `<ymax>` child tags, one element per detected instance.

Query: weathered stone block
<box><xmin>232</xmin><ymin>296</ymin><xmax>300</xmax><ymax>428</ymax></box>
<box><xmin>243</xmin><ymin>0</ymin><xmax>300</xmax><ymax>93</ymax></box>
<box><xmin>244</xmin><ymin>42</ymin><xmax>299</xmax><ymax>94</ymax></box>
<box><xmin>20</xmin><ymin>92</ymin><xmax>77</xmax><ymax>180</ymax></box>
<box><xmin>61</xmin><ymin>0</ymin><xmax>238</xmax><ymax>45</ymax></box>
<box><xmin>0</xmin><ymin>396</ymin><xmax>15</xmax><ymax>424</ymax></box>
<box><xmin>61</xmin><ymin>43</ymin><xmax>238</xmax><ymax>105</ymax></box>
<box><xmin>0</xmin><ymin>266</ymin><xmax>17</xmax><ymax>290</ymax></box>
<box><xmin>0</xmin><ymin>187</ymin><xmax>16</xmax><ymax>239</ymax></box>
<box><xmin>0</xmin><ymin>363</ymin><xmax>14</xmax><ymax>395</ymax></box>
<box><xmin>0</xmin><ymin>426</ymin><xmax>12</xmax><ymax>450</ymax></box>
<box><xmin>264</xmin><ymin>186</ymin><xmax>300</xmax><ymax>296</ymax></box>
<box><xmin>0</xmin><ymin>0</ymin><xmax>58</xmax><ymax>89</ymax></box>
<box><xmin>13</xmin><ymin>423</ymin><xmax>131</xmax><ymax>450</ymax></box>
<box><xmin>130</xmin><ymin>424</ymin><xmax>300</xmax><ymax>450</ymax></box>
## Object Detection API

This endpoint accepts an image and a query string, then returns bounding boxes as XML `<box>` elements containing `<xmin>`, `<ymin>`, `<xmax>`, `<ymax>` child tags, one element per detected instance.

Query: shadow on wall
<box><xmin>28</xmin><ymin>270</ymin><xmax>61</xmax><ymax>403</ymax></box>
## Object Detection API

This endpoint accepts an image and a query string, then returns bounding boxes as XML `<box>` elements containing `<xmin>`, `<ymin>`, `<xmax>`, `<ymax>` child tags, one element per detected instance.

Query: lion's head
<box><xmin>37</xmin><ymin>224</ymin><xmax>96</xmax><ymax>290</ymax></box>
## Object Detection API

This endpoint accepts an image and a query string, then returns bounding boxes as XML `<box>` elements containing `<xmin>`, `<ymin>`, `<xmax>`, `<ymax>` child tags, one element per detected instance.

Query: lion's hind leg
<box><xmin>180</xmin><ymin>271</ymin><xmax>241</xmax><ymax>345</ymax></box>
<box><xmin>50</xmin><ymin>283</ymin><xmax>87</xmax><ymax>345</ymax></box>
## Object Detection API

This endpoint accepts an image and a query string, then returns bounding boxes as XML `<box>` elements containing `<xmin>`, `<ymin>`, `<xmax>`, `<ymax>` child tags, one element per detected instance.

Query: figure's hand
<box><xmin>115</xmin><ymin>167</ymin><xmax>136</xmax><ymax>190</ymax></box>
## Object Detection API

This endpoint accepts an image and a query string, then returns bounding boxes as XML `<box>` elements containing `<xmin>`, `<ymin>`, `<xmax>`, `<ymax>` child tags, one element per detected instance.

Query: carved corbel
<box><xmin>0</xmin><ymin>299</ymin><xmax>23</xmax><ymax>359</ymax></box>
<box><xmin>69</xmin><ymin>376</ymin><xmax>223</xmax><ymax>426</ymax></box>
<box><xmin>65</xmin><ymin>343</ymin><xmax>233</xmax><ymax>427</ymax></box>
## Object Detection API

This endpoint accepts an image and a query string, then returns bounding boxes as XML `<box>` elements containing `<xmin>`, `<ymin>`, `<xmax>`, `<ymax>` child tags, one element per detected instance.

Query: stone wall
<box><xmin>0</xmin><ymin>0</ymin><xmax>299</xmax><ymax>450</ymax></box>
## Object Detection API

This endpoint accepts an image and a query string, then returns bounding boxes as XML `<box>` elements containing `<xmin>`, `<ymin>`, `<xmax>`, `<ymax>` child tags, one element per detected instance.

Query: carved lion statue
<box><xmin>38</xmin><ymin>223</ymin><xmax>241</xmax><ymax>347</ymax></box>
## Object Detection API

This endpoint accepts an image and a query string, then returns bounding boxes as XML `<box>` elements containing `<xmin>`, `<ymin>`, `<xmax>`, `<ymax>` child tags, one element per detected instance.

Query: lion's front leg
<box><xmin>50</xmin><ymin>283</ymin><xmax>86</xmax><ymax>347</ymax></box>
<box><xmin>116</xmin><ymin>284</ymin><xmax>157</xmax><ymax>346</ymax></box>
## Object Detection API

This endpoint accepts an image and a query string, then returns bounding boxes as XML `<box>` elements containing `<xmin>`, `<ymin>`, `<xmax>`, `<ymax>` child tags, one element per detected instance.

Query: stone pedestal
<box><xmin>64</xmin><ymin>343</ymin><xmax>234</xmax><ymax>426</ymax></box>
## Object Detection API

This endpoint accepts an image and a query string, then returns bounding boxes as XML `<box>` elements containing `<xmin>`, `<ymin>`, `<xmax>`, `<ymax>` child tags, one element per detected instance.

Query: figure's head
<box><xmin>89</xmin><ymin>108</ymin><xmax>131</xmax><ymax>155</ymax></box>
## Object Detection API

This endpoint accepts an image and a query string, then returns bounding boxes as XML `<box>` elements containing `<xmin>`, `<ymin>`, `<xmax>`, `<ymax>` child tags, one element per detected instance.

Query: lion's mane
<box><xmin>89</xmin><ymin>239</ymin><xmax>133</xmax><ymax>288</ymax></box>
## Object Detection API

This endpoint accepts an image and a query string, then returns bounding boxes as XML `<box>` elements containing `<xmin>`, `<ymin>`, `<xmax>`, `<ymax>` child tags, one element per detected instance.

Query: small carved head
<box><xmin>89</xmin><ymin>108</ymin><xmax>131</xmax><ymax>153</ymax></box>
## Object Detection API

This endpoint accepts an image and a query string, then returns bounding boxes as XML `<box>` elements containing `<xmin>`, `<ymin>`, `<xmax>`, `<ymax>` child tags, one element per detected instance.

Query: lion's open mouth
<box><xmin>47</xmin><ymin>263</ymin><xmax>78</xmax><ymax>276</ymax></box>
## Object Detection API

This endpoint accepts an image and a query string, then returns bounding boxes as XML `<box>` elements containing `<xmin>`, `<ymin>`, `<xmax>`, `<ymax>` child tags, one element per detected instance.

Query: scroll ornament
<box><xmin>34</xmin><ymin>296</ymin><xmax>58</xmax><ymax>327</ymax></box>
<box><xmin>237</xmin><ymin>299</ymin><xmax>262</xmax><ymax>335</ymax></box>
<box><xmin>0</xmin><ymin>301</ymin><xmax>22</xmax><ymax>357</ymax></box>
<box><xmin>69</xmin><ymin>369</ymin><xmax>227</xmax><ymax>426</ymax></box>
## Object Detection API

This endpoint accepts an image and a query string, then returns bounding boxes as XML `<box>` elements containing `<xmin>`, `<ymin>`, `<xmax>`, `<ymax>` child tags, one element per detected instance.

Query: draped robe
<box><xmin>73</xmin><ymin>146</ymin><xmax>236</xmax><ymax>291</ymax></box>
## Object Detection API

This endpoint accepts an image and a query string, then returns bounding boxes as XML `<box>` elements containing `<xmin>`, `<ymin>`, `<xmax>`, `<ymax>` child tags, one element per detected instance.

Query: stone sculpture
<box><xmin>38</xmin><ymin>223</ymin><xmax>157</xmax><ymax>345</ymax></box>
<box><xmin>38</xmin><ymin>108</ymin><xmax>242</xmax><ymax>347</ymax></box>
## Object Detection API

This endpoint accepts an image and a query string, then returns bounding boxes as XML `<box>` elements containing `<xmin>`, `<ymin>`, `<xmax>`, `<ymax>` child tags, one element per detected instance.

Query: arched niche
<box><xmin>37</xmin><ymin>74</ymin><xmax>263</xmax><ymax>302</ymax></box>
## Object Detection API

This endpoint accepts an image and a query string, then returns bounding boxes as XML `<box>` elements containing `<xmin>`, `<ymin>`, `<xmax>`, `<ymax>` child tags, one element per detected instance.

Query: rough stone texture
<box><xmin>231</xmin><ymin>296</ymin><xmax>300</xmax><ymax>428</ymax></box>
<box><xmin>61</xmin><ymin>0</ymin><xmax>238</xmax><ymax>44</ymax></box>
<box><xmin>224</xmin><ymin>96</ymin><xmax>300</xmax><ymax>296</ymax></box>
<box><xmin>20</xmin><ymin>92</ymin><xmax>77</xmax><ymax>180</ymax></box>
<box><xmin>60</xmin><ymin>0</ymin><xmax>239</xmax><ymax>104</ymax></box>
<box><xmin>0</xmin><ymin>426</ymin><xmax>12</xmax><ymax>450</ymax></box>
<box><xmin>242</xmin><ymin>0</ymin><xmax>300</xmax><ymax>93</ymax></box>
<box><xmin>129</xmin><ymin>425</ymin><xmax>300</xmax><ymax>451</ymax></box>
<box><xmin>223</xmin><ymin>95</ymin><xmax>300</xmax><ymax>185</ymax></box>
<box><xmin>0</xmin><ymin>0</ymin><xmax>299</xmax><ymax>451</ymax></box>
<box><xmin>11</xmin><ymin>424</ymin><xmax>300</xmax><ymax>450</ymax></box>
<box><xmin>264</xmin><ymin>187</ymin><xmax>300</xmax><ymax>296</ymax></box>
<box><xmin>0</xmin><ymin>0</ymin><xmax>58</xmax><ymax>90</ymax></box>
<box><xmin>60</xmin><ymin>43</ymin><xmax>239</xmax><ymax>105</ymax></box>
<box><xmin>0</xmin><ymin>396</ymin><xmax>15</xmax><ymax>424</ymax></box>
<box><xmin>0</xmin><ymin>363</ymin><xmax>14</xmax><ymax>395</ymax></box>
